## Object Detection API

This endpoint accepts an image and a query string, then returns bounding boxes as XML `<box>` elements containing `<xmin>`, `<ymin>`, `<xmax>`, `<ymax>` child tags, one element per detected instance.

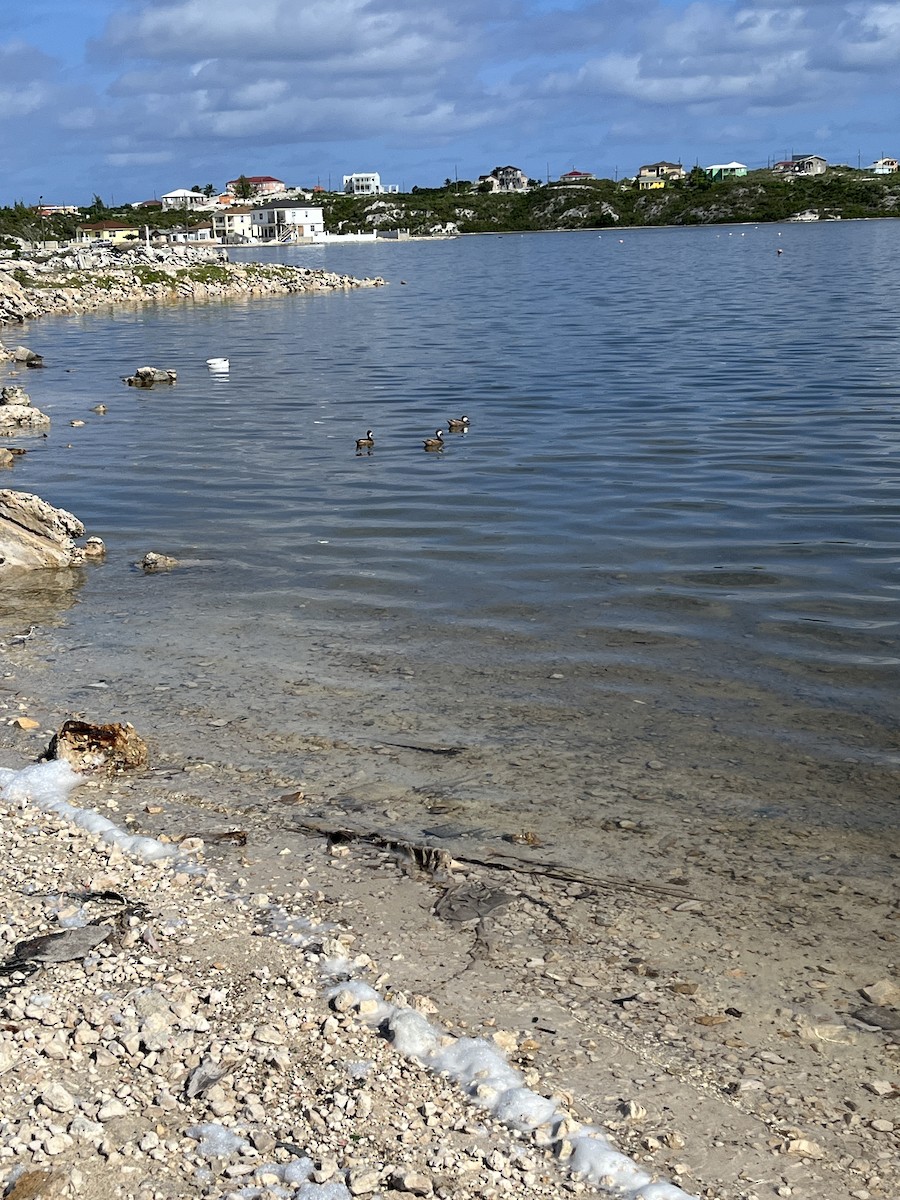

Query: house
<box><xmin>130</xmin><ymin>199</ymin><xmax>163</xmax><ymax>211</ymax></box>
<box><xmin>637</xmin><ymin>161</ymin><xmax>685</xmax><ymax>189</ymax></box>
<box><xmin>704</xmin><ymin>162</ymin><xmax>748</xmax><ymax>182</ymax></box>
<box><xmin>167</xmin><ymin>223</ymin><xmax>216</xmax><ymax>244</ymax></box>
<box><xmin>161</xmin><ymin>189</ymin><xmax>216</xmax><ymax>212</ymax></box>
<box><xmin>211</xmin><ymin>206</ymin><xmax>256</xmax><ymax>243</ymax></box>
<box><xmin>869</xmin><ymin>157</ymin><xmax>899</xmax><ymax>175</ymax></box>
<box><xmin>342</xmin><ymin>173</ymin><xmax>398</xmax><ymax>195</ymax></box>
<box><xmin>225</xmin><ymin>175</ymin><xmax>286</xmax><ymax>197</ymax></box>
<box><xmin>75</xmin><ymin>221</ymin><xmax>139</xmax><ymax>246</ymax></box>
<box><xmin>476</xmin><ymin>165</ymin><xmax>529</xmax><ymax>192</ymax></box>
<box><xmin>36</xmin><ymin>204</ymin><xmax>79</xmax><ymax>216</ymax></box>
<box><xmin>250</xmin><ymin>203</ymin><xmax>324</xmax><ymax>242</ymax></box>
<box><xmin>773</xmin><ymin>155</ymin><xmax>827</xmax><ymax>176</ymax></box>
<box><xmin>558</xmin><ymin>169</ymin><xmax>595</xmax><ymax>184</ymax></box>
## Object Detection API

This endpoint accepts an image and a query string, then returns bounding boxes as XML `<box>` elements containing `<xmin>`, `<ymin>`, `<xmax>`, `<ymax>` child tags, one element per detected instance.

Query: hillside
<box><xmin>322</xmin><ymin>171</ymin><xmax>900</xmax><ymax>235</ymax></box>
<box><xmin>2</xmin><ymin>170</ymin><xmax>899</xmax><ymax>245</ymax></box>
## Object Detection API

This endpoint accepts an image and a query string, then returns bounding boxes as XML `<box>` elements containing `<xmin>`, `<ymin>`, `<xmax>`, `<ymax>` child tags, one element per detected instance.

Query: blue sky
<box><xmin>2</xmin><ymin>0</ymin><xmax>899</xmax><ymax>205</ymax></box>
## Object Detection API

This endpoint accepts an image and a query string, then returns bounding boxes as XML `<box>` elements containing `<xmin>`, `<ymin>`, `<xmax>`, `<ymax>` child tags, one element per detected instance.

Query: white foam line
<box><xmin>3</xmin><ymin>761</ymin><xmax>699</xmax><ymax>1200</ymax></box>
<box><xmin>0</xmin><ymin>760</ymin><xmax>179</xmax><ymax>862</ymax></box>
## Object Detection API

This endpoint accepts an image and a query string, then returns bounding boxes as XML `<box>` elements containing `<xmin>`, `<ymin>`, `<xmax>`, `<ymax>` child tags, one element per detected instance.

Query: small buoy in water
<box><xmin>777</xmin><ymin>248</ymin><xmax>783</xmax><ymax>255</ymax></box>
<box><xmin>206</xmin><ymin>357</ymin><xmax>229</xmax><ymax>371</ymax></box>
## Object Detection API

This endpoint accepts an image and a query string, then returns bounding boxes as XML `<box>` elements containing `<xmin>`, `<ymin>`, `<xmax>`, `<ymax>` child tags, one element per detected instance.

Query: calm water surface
<box><xmin>5</xmin><ymin>222</ymin><xmax>899</xmax><ymax>852</ymax></box>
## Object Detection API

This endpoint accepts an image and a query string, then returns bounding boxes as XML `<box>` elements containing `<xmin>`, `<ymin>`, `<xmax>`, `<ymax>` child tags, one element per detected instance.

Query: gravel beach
<box><xmin>0</xmin><ymin>626</ymin><xmax>897</xmax><ymax>1200</ymax></box>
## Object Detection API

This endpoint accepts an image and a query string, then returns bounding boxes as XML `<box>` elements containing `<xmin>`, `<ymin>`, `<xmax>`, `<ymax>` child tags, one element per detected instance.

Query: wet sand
<box><xmin>0</xmin><ymin>624</ymin><xmax>897</xmax><ymax>1200</ymax></box>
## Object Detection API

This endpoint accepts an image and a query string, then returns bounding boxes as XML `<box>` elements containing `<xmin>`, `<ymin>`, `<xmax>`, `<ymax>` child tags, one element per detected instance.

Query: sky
<box><xmin>2</xmin><ymin>0</ymin><xmax>899</xmax><ymax>206</ymax></box>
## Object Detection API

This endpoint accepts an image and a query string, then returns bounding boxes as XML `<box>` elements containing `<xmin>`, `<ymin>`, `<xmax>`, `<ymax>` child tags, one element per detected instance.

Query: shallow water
<box><xmin>4</xmin><ymin>221</ymin><xmax>899</xmax><ymax>856</ymax></box>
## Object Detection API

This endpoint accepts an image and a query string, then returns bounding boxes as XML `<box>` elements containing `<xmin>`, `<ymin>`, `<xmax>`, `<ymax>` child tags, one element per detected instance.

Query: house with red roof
<box><xmin>225</xmin><ymin>175</ymin><xmax>286</xmax><ymax>197</ymax></box>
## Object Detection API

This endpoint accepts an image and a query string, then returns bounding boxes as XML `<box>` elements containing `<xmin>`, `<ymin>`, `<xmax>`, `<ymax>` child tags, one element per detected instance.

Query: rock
<box><xmin>4</xmin><ymin>1169</ymin><xmax>65</xmax><ymax>1199</ymax></box>
<box><xmin>852</xmin><ymin>1005</ymin><xmax>900</xmax><ymax>1031</ymax></box>
<box><xmin>347</xmin><ymin>1167</ymin><xmax>382</xmax><ymax>1195</ymax></box>
<box><xmin>82</xmin><ymin>536</ymin><xmax>106</xmax><ymax>560</ymax></box>
<box><xmin>11</xmin><ymin>346</ymin><xmax>44</xmax><ymax>367</ymax></box>
<box><xmin>97</xmin><ymin>1098</ymin><xmax>128</xmax><ymax>1121</ymax></box>
<box><xmin>860</xmin><ymin>979</ymin><xmax>899</xmax><ymax>1006</ymax></box>
<box><xmin>390</xmin><ymin>1168</ymin><xmax>434</xmax><ymax>1195</ymax></box>
<box><xmin>0</xmin><ymin>448</ymin><xmax>14</xmax><ymax>468</ymax></box>
<box><xmin>40</xmin><ymin>1082</ymin><xmax>76</xmax><ymax>1113</ymax></box>
<box><xmin>0</xmin><ymin>403</ymin><xmax>50</xmax><ymax>431</ymax></box>
<box><xmin>0</xmin><ymin>385</ymin><xmax>30</xmax><ymax>405</ymax></box>
<box><xmin>137</xmin><ymin>551</ymin><xmax>178</xmax><ymax>572</ymax></box>
<box><xmin>124</xmin><ymin>366</ymin><xmax>177</xmax><ymax>387</ymax></box>
<box><xmin>0</xmin><ymin>489</ymin><xmax>84</xmax><ymax>569</ymax></box>
<box><xmin>9</xmin><ymin>923</ymin><xmax>111</xmax><ymax>965</ymax></box>
<box><xmin>43</xmin><ymin>719</ymin><xmax>149</xmax><ymax>775</ymax></box>
<box><xmin>785</xmin><ymin>1137</ymin><xmax>823</xmax><ymax>1158</ymax></box>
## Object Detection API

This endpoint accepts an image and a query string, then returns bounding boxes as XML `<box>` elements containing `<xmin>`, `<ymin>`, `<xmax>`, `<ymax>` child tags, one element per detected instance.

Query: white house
<box><xmin>160</xmin><ymin>188</ymin><xmax>216</xmax><ymax>212</ymax></box>
<box><xmin>211</xmin><ymin>206</ymin><xmax>256</xmax><ymax>243</ymax></box>
<box><xmin>342</xmin><ymin>173</ymin><xmax>399</xmax><ymax>196</ymax></box>
<box><xmin>773</xmin><ymin>155</ymin><xmax>827</xmax><ymax>176</ymax></box>
<box><xmin>251</xmin><ymin>203</ymin><xmax>324</xmax><ymax>242</ymax></box>
<box><xmin>869</xmin><ymin>157</ymin><xmax>899</xmax><ymax>175</ymax></box>
<box><xmin>477</xmin><ymin>165</ymin><xmax>529</xmax><ymax>192</ymax></box>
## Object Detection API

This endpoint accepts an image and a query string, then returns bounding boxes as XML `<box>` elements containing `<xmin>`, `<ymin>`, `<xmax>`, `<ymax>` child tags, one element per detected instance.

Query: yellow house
<box><xmin>637</xmin><ymin>161</ymin><xmax>685</xmax><ymax>189</ymax></box>
<box><xmin>76</xmin><ymin>221</ymin><xmax>140</xmax><ymax>245</ymax></box>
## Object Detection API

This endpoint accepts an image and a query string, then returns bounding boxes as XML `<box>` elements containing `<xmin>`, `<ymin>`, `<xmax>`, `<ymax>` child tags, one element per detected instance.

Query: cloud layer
<box><xmin>3</xmin><ymin>0</ymin><xmax>899</xmax><ymax>203</ymax></box>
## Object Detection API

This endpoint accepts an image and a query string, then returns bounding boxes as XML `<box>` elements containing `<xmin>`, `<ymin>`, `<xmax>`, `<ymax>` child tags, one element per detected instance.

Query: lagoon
<box><xmin>5</xmin><ymin>220</ymin><xmax>900</xmax><ymax>866</ymax></box>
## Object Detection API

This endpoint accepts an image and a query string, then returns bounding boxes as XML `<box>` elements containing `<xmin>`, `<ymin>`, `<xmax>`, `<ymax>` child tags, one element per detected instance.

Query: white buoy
<box><xmin>206</xmin><ymin>357</ymin><xmax>229</xmax><ymax>372</ymax></box>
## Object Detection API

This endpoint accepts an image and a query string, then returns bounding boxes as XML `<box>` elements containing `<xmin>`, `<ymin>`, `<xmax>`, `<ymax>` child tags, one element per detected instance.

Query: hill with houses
<box><xmin>2</xmin><ymin>159</ymin><xmax>900</xmax><ymax>248</ymax></box>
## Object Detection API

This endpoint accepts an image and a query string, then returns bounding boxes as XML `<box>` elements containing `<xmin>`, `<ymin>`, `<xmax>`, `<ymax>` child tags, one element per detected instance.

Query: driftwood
<box><xmin>289</xmin><ymin>816</ymin><xmax>693</xmax><ymax>901</ymax></box>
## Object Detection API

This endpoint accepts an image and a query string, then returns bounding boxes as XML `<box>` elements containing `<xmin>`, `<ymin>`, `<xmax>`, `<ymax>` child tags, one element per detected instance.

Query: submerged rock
<box><xmin>137</xmin><ymin>551</ymin><xmax>178</xmax><ymax>572</ymax></box>
<box><xmin>124</xmin><ymin>366</ymin><xmax>177</xmax><ymax>387</ymax></box>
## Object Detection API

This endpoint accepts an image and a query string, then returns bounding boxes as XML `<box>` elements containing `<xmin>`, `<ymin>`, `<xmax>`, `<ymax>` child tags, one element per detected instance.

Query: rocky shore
<box><xmin>0</xmin><ymin>245</ymin><xmax>384</xmax><ymax>327</ymax></box>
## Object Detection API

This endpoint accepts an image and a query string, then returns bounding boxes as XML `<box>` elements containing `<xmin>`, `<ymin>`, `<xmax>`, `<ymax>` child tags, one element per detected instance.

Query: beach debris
<box><xmin>42</xmin><ymin>718</ymin><xmax>149</xmax><ymax>775</ymax></box>
<box><xmin>433</xmin><ymin>882</ymin><xmax>514</xmax><ymax>924</ymax></box>
<box><xmin>123</xmin><ymin>366</ymin><xmax>177</xmax><ymax>387</ymax></box>
<box><xmin>503</xmin><ymin>829</ymin><xmax>542</xmax><ymax>846</ymax></box>
<box><xmin>12</xmin><ymin>716</ymin><xmax>41</xmax><ymax>731</ymax></box>
<box><xmin>290</xmin><ymin>814</ymin><xmax>695</xmax><ymax>899</ymax></box>
<box><xmin>178</xmin><ymin>829</ymin><xmax>247</xmax><ymax>846</ymax></box>
<box><xmin>185</xmin><ymin>1057</ymin><xmax>231</xmax><ymax>1099</ymax></box>
<box><xmin>137</xmin><ymin>550</ymin><xmax>178</xmax><ymax>572</ymax></box>
<box><xmin>0</xmin><ymin>489</ymin><xmax>84</xmax><ymax>569</ymax></box>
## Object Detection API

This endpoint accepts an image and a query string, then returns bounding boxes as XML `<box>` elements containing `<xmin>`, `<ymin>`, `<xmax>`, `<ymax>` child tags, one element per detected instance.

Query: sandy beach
<box><xmin>0</xmin><ymin>626</ymin><xmax>897</xmax><ymax>1200</ymax></box>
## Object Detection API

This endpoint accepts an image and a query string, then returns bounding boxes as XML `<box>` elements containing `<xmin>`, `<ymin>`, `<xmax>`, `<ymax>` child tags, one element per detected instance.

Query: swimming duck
<box><xmin>446</xmin><ymin>415</ymin><xmax>469</xmax><ymax>432</ymax></box>
<box><xmin>355</xmin><ymin>430</ymin><xmax>374</xmax><ymax>452</ymax></box>
<box><xmin>423</xmin><ymin>429</ymin><xmax>444</xmax><ymax>451</ymax></box>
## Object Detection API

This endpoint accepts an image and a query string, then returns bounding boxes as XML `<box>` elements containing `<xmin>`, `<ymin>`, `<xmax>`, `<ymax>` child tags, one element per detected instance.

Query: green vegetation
<box><xmin>176</xmin><ymin>263</ymin><xmax>232</xmax><ymax>285</ymax></box>
<box><xmin>0</xmin><ymin>169</ymin><xmax>897</xmax><ymax>253</ymax></box>
<box><xmin>314</xmin><ymin>170</ymin><xmax>900</xmax><ymax>235</ymax></box>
